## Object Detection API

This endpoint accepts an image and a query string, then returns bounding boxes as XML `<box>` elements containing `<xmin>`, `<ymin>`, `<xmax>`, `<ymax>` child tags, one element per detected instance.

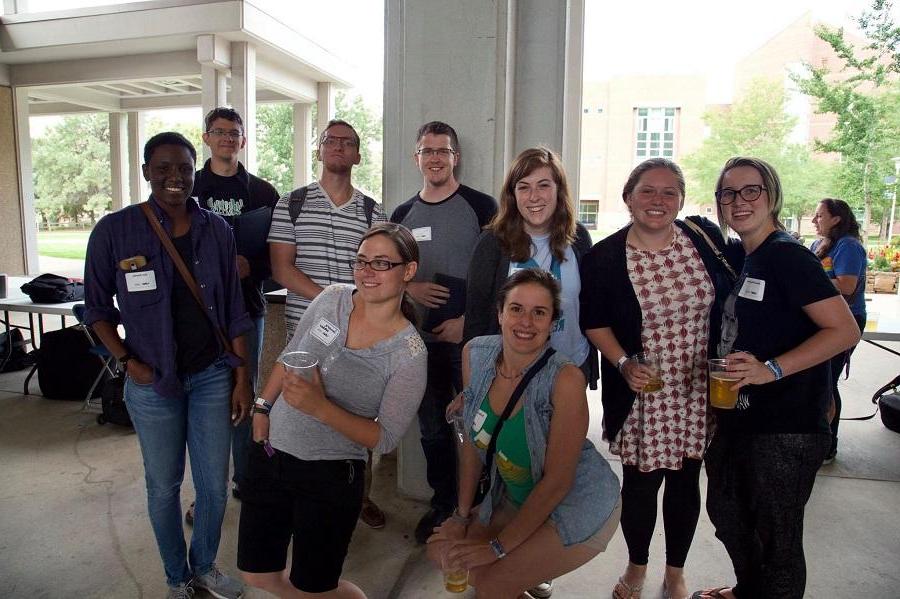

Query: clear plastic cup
<box><xmin>633</xmin><ymin>351</ymin><xmax>662</xmax><ymax>392</ymax></box>
<box><xmin>281</xmin><ymin>351</ymin><xmax>318</xmax><ymax>380</ymax></box>
<box><xmin>709</xmin><ymin>359</ymin><xmax>740</xmax><ymax>409</ymax></box>
<box><xmin>441</xmin><ymin>551</ymin><xmax>468</xmax><ymax>593</ymax></box>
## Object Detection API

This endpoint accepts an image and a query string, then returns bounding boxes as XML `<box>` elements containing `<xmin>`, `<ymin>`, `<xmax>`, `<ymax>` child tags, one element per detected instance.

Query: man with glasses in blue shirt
<box><xmin>187</xmin><ymin>107</ymin><xmax>280</xmax><ymax>524</ymax></box>
<box><xmin>390</xmin><ymin>121</ymin><xmax>496</xmax><ymax>544</ymax></box>
<box><xmin>268</xmin><ymin>119</ymin><xmax>388</xmax><ymax>528</ymax></box>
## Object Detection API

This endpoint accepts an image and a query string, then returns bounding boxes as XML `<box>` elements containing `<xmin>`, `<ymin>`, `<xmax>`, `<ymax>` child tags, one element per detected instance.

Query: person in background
<box><xmin>694</xmin><ymin>157</ymin><xmax>860</xmax><ymax>599</ymax></box>
<box><xmin>186</xmin><ymin>106</ymin><xmax>280</xmax><ymax>524</ymax></box>
<box><xmin>580</xmin><ymin>158</ymin><xmax>738</xmax><ymax>599</ymax></box>
<box><xmin>238</xmin><ymin>223</ymin><xmax>427</xmax><ymax>599</ymax></box>
<box><xmin>427</xmin><ymin>269</ymin><xmax>621</xmax><ymax>599</ymax></box>
<box><xmin>810</xmin><ymin>198</ymin><xmax>867</xmax><ymax>464</ymax></box>
<box><xmin>84</xmin><ymin>132</ymin><xmax>251</xmax><ymax>599</ymax></box>
<box><xmin>391</xmin><ymin>120</ymin><xmax>497</xmax><ymax>544</ymax></box>
<box><xmin>268</xmin><ymin>119</ymin><xmax>389</xmax><ymax>529</ymax></box>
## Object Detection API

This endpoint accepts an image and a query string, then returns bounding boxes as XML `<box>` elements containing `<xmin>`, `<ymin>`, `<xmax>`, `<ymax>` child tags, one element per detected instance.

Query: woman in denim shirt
<box><xmin>428</xmin><ymin>269</ymin><xmax>620</xmax><ymax>599</ymax></box>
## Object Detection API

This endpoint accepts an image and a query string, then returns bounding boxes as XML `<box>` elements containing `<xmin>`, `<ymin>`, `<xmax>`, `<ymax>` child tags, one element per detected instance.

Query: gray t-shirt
<box><xmin>390</xmin><ymin>184</ymin><xmax>496</xmax><ymax>341</ymax></box>
<box><xmin>269</xmin><ymin>284</ymin><xmax>428</xmax><ymax>461</ymax></box>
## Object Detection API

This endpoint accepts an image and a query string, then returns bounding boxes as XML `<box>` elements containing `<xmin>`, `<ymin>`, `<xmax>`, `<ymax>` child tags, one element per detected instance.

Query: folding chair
<box><xmin>72</xmin><ymin>304</ymin><xmax>117</xmax><ymax>412</ymax></box>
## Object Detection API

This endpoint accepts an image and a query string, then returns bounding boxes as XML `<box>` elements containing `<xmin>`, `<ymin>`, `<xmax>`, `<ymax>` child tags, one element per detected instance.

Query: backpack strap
<box><xmin>288</xmin><ymin>185</ymin><xmax>309</xmax><ymax>226</ymax></box>
<box><xmin>362</xmin><ymin>194</ymin><xmax>376</xmax><ymax>227</ymax></box>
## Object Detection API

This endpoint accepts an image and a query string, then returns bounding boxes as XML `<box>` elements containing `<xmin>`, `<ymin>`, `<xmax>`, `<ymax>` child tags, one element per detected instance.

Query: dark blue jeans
<box><xmin>125</xmin><ymin>359</ymin><xmax>233</xmax><ymax>586</ymax></box>
<box><xmin>417</xmin><ymin>341</ymin><xmax>463</xmax><ymax>510</ymax></box>
<box><xmin>232</xmin><ymin>315</ymin><xmax>265</xmax><ymax>487</ymax></box>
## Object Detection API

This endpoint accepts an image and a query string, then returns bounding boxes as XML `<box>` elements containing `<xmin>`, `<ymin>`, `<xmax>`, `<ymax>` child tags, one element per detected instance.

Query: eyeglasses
<box><xmin>715</xmin><ymin>184</ymin><xmax>767</xmax><ymax>205</ymax></box>
<box><xmin>321</xmin><ymin>135</ymin><xmax>358</xmax><ymax>148</ymax></box>
<box><xmin>207</xmin><ymin>129</ymin><xmax>243</xmax><ymax>140</ymax></box>
<box><xmin>348</xmin><ymin>258</ymin><xmax>406</xmax><ymax>271</ymax></box>
<box><xmin>415</xmin><ymin>147</ymin><xmax>456</xmax><ymax>158</ymax></box>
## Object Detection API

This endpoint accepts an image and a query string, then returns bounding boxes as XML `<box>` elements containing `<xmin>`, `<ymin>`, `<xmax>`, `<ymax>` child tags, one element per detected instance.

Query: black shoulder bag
<box><xmin>477</xmin><ymin>347</ymin><xmax>556</xmax><ymax>501</ymax></box>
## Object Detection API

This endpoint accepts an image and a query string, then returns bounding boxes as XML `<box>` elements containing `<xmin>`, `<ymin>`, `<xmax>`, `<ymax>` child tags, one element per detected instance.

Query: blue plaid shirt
<box><xmin>84</xmin><ymin>196</ymin><xmax>251</xmax><ymax>400</ymax></box>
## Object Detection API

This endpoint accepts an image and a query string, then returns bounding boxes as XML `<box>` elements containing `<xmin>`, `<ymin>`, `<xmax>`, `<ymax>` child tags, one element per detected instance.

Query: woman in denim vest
<box><xmin>428</xmin><ymin>269</ymin><xmax>621</xmax><ymax>599</ymax></box>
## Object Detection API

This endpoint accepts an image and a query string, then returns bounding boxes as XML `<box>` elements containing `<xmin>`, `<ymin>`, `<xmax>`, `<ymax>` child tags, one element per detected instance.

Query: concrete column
<box><xmin>127</xmin><ymin>111</ymin><xmax>146</xmax><ymax>203</ymax></box>
<box><xmin>384</xmin><ymin>0</ymin><xmax>586</xmax><ymax>499</ymax></box>
<box><xmin>2</xmin><ymin>0</ymin><xmax>23</xmax><ymax>15</ymax></box>
<box><xmin>109</xmin><ymin>113</ymin><xmax>129</xmax><ymax>210</ymax></box>
<box><xmin>200</xmin><ymin>64</ymin><xmax>228</xmax><ymax>161</ymax></box>
<box><xmin>316</xmin><ymin>82</ymin><xmax>335</xmax><ymax>138</ymax></box>
<box><xmin>13</xmin><ymin>87</ymin><xmax>39</xmax><ymax>274</ymax></box>
<box><xmin>292</xmin><ymin>102</ymin><xmax>312</xmax><ymax>188</ymax></box>
<box><xmin>230</xmin><ymin>42</ymin><xmax>257</xmax><ymax>172</ymax></box>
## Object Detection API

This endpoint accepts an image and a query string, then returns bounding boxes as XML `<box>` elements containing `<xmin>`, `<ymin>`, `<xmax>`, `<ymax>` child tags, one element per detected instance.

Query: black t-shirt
<box><xmin>715</xmin><ymin>231</ymin><xmax>839</xmax><ymax>434</ymax></box>
<box><xmin>193</xmin><ymin>162</ymin><xmax>280</xmax><ymax>318</ymax></box>
<box><xmin>171</xmin><ymin>232</ymin><xmax>219</xmax><ymax>375</ymax></box>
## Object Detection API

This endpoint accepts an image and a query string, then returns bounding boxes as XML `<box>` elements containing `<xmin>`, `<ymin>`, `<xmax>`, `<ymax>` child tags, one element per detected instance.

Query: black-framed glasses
<box><xmin>207</xmin><ymin>128</ymin><xmax>243</xmax><ymax>140</ymax></box>
<box><xmin>321</xmin><ymin>135</ymin><xmax>358</xmax><ymax>148</ymax></box>
<box><xmin>715</xmin><ymin>184</ymin><xmax>767</xmax><ymax>205</ymax></box>
<box><xmin>415</xmin><ymin>147</ymin><xmax>456</xmax><ymax>158</ymax></box>
<box><xmin>348</xmin><ymin>258</ymin><xmax>406</xmax><ymax>271</ymax></box>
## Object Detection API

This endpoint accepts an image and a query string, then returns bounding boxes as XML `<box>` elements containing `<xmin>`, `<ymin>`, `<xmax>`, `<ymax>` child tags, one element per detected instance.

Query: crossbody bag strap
<box><xmin>683</xmin><ymin>218</ymin><xmax>738</xmax><ymax>280</ymax></box>
<box><xmin>139</xmin><ymin>202</ymin><xmax>234</xmax><ymax>355</ymax></box>
<box><xmin>484</xmin><ymin>347</ymin><xmax>556</xmax><ymax>476</ymax></box>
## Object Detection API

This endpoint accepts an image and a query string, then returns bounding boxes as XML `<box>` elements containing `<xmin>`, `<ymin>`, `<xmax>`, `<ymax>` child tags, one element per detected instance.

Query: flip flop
<box><xmin>689</xmin><ymin>587</ymin><xmax>731</xmax><ymax>599</ymax></box>
<box><xmin>612</xmin><ymin>576</ymin><xmax>643</xmax><ymax>599</ymax></box>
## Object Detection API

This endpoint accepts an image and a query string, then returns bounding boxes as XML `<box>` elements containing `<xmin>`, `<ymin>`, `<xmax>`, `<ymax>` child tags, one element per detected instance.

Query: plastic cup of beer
<box><xmin>633</xmin><ymin>351</ymin><xmax>662</xmax><ymax>392</ymax></box>
<box><xmin>708</xmin><ymin>359</ymin><xmax>740</xmax><ymax>409</ymax></box>
<box><xmin>865</xmin><ymin>312</ymin><xmax>879</xmax><ymax>333</ymax></box>
<box><xmin>441</xmin><ymin>551</ymin><xmax>468</xmax><ymax>593</ymax></box>
<box><xmin>281</xmin><ymin>351</ymin><xmax>318</xmax><ymax>381</ymax></box>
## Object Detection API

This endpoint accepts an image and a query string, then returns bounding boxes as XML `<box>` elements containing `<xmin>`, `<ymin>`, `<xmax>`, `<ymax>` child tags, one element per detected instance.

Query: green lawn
<box><xmin>37</xmin><ymin>229</ymin><xmax>91</xmax><ymax>260</ymax></box>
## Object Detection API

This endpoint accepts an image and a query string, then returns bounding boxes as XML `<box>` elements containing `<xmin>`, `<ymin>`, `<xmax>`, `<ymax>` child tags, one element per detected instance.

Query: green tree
<box><xmin>791</xmin><ymin>0</ymin><xmax>900</xmax><ymax>240</ymax></box>
<box><xmin>253</xmin><ymin>91</ymin><xmax>384</xmax><ymax>199</ymax></box>
<box><xmin>32</xmin><ymin>113</ymin><xmax>111</xmax><ymax>226</ymax></box>
<box><xmin>682</xmin><ymin>79</ymin><xmax>836</xmax><ymax>227</ymax></box>
<box><xmin>144</xmin><ymin>117</ymin><xmax>202</xmax><ymax>157</ymax></box>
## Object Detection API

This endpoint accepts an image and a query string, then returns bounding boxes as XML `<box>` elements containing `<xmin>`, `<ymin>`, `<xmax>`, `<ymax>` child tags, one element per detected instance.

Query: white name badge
<box><xmin>473</xmin><ymin>408</ymin><xmax>488</xmax><ymax>432</ymax></box>
<box><xmin>738</xmin><ymin>277</ymin><xmax>766</xmax><ymax>301</ymax></box>
<box><xmin>125</xmin><ymin>270</ymin><xmax>157</xmax><ymax>292</ymax></box>
<box><xmin>311</xmin><ymin>317</ymin><xmax>341</xmax><ymax>346</ymax></box>
<box><xmin>411</xmin><ymin>226</ymin><xmax>432</xmax><ymax>242</ymax></box>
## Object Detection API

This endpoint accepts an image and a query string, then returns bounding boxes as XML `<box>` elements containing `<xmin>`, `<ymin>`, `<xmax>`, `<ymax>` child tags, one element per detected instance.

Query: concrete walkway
<box><xmin>1</xmin><ymin>338</ymin><xmax>898</xmax><ymax>598</ymax></box>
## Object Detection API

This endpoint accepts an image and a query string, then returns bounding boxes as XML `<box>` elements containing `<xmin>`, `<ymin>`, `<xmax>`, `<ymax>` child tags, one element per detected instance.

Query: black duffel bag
<box><xmin>20</xmin><ymin>274</ymin><xmax>84</xmax><ymax>303</ymax></box>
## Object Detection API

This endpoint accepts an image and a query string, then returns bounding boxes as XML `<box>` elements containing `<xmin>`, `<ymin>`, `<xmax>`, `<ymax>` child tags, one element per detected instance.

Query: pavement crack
<box><xmin>74</xmin><ymin>424</ymin><xmax>144</xmax><ymax>598</ymax></box>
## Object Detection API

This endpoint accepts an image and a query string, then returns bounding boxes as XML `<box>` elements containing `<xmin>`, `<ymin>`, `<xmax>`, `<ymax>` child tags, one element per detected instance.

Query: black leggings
<box><xmin>827</xmin><ymin>312</ymin><xmax>866</xmax><ymax>449</ymax></box>
<box><xmin>620</xmin><ymin>458</ymin><xmax>702</xmax><ymax>568</ymax></box>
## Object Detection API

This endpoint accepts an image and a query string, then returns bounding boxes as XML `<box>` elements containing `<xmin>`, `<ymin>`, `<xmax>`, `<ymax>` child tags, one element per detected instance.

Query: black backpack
<box><xmin>0</xmin><ymin>328</ymin><xmax>31</xmax><ymax>372</ymax></box>
<box><xmin>288</xmin><ymin>185</ymin><xmax>377</xmax><ymax>227</ymax></box>
<box><xmin>28</xmin><ymin>327</ymin><xmax>105</xmax><ymax>400</ymax></box>
<box><xmin>20</xmin><ymin>274</ymin><xmax>84</xmax><ymax>303</ymax></box>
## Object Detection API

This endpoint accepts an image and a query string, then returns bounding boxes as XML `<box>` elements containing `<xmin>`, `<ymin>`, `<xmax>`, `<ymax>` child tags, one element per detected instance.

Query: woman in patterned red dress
<box><xmin>579</xmin><ymin>159</ymin><xmax>739</xmax><ymax>599</ymax></box>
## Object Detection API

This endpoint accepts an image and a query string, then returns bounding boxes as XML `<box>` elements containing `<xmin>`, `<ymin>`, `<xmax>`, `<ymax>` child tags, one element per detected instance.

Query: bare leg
<box><xmin>663</xmin><ymin>565</ymin><xmax>688</xmax><ymax>599</ymax></box>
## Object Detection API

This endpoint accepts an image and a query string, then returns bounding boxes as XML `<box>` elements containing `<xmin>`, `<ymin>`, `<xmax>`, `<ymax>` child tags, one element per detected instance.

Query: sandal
<box><xmin>612</xmin><ymin>576</ymin><xmax>643</xmax><ymax>599</ymax></box>
<box><xmin>689</xmin><ymin>587</ymin><xmax>731</xmax><ymax>599</ymax></box>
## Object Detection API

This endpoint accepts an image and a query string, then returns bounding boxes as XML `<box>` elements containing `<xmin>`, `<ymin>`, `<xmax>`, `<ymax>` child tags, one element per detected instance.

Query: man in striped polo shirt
<box><xmin>268</xmin><ymin>119</ymin><xmax>388</xmax><ymax>528</ymax></box>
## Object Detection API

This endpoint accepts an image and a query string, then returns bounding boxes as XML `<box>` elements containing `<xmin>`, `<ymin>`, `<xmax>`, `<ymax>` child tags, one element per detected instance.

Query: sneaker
<box><xmin>192</xmin><ymin>565</ymin><xmax>244</xmax><ymax>599</ymax></box>
<box><xmin>166</xmin><ymin>582</ymin><xmax>194</xmax><ymax>599</ymax></box>
<box><xmin>359</xmin><ymin>498</ymin><xmax>386</xmax><ymax>529</ymax></box>
<box><xmin>184</xmin><ymin>502</ymin><xmax>195</xmax><ymax>526</ymax></box>
<box><xmin>822</xmin><ymin>451</ymin><xmax>837</xmax><ymax>466</ymax></box>
<box><xmin>529</xmin><ymin>580</ymin><xmax>553</xmax><ymax>598</ymax></box>
<box><xmin>414</xmin><ymin>506</ymin><xmax>452</xmax><ymax>544</ymax></box>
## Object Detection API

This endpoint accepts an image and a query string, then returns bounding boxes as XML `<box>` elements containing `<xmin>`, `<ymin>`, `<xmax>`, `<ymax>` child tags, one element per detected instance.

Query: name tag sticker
<box><xmin>473</xmin><ymin>408</ymin><xmax>487</xmax><ymax>431</ymax></box>
<box><xmin>125</xmin><ymin>270</ymin><xmax>157</xmax><ymax>292</ymax></box>
<box><xmin>738</xmin><ymin>277</ymin><xmax>765</xmax><ymax>301</ymax></box>
<box><xmin>411</xmin><ymin>226</ymin><xmax>432</xmax><ymax>242</ymax></box>
<box><xmin>311</xmin><ymin>318</ymin><xmax>341</xmax><ymax>346</ymax></box>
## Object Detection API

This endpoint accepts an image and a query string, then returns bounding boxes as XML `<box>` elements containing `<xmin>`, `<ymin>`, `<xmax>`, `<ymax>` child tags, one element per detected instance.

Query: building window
<box><xmin>578</xmin><ymin>200</ymin><xmax>599</xmax><ymax>230</ymax></box>
<box><xmin>634</xmin><ymin>107</ymin><xmax>677</xmax><ymax>161</ymax></box>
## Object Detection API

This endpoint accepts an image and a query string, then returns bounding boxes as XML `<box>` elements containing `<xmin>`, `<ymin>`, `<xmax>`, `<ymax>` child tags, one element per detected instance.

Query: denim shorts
<box><xmin>237</xmin><ymin>443</ymin><xmax>365</xmax><ymax>592</ymax></box>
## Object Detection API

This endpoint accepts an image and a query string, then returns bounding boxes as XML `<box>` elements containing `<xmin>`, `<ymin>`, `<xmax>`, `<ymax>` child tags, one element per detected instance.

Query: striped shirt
<box><xmin>267</xmin><ymin>181</ymin><xmax>387</xmax><ymax>337</ymax></box>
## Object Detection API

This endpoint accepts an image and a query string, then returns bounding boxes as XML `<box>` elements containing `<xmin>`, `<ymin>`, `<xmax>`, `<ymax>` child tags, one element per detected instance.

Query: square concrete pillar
<box><xmin>230</xmin><ymin>42</ymin><xmax>257</xmax><ymax>172</ymax></box>
<box><xmin>292</xmin><ymin>102</ymin><xmax>312</xmax><ymax>188</ymax></box>
<box><xmin>127</xmin><ymin>111</ymin><xmax>146</xmax><ymax>203</ymax></box>
<box><xmin>109</xmin><ymin>112</ymin><xmax>129</xmax><ymax>210</ymax></box>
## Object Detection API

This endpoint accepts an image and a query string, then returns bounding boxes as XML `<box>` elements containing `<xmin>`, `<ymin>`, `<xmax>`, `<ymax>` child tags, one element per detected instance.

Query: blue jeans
<box><xmin>125</xmin><ymin>359</ymin><xmax>233</xmax><ymax>587</ymax></box>
<box><xmin>232</xmin><ymin>315</ymin><xmax>265</xmax><ymax>487</ymax></box>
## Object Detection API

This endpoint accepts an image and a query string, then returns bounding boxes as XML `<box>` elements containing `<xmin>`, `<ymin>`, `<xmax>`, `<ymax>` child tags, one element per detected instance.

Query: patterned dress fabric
<box><xmin>612</xmin><ymin>227</ymin><xmax>714</xmax><ymax>471</ymax></box>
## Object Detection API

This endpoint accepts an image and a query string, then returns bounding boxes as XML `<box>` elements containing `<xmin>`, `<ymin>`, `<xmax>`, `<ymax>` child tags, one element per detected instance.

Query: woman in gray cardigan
<box><xmin>463</xmin><ymin>147</ymin><xmax>598</xmax><ymax>389</ymax></box>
